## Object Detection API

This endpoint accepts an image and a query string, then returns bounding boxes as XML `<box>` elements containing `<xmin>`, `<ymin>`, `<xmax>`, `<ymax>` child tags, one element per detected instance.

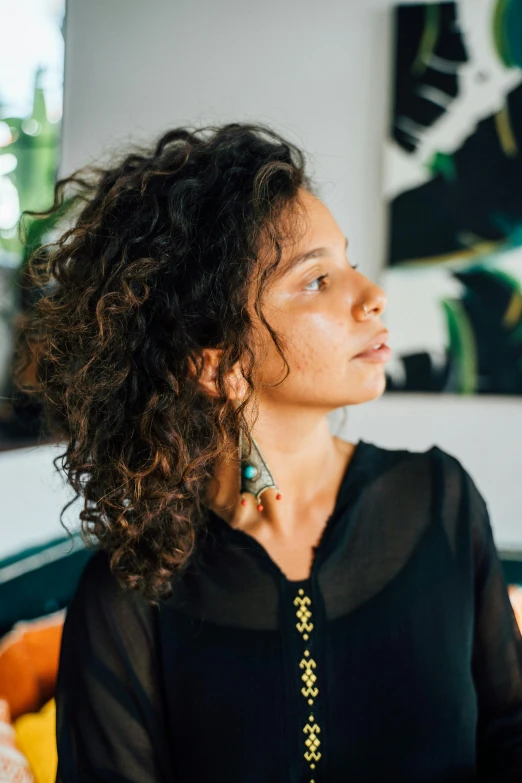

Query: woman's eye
<box><xmin>304</xmin><ymin>262</ymin><xmax>358</xmax><ymax>292</ymax></box>
<box><xmin>304</xmin><ymin>274</ymin><xmax>329</xmax><ymax>292</ymax></box>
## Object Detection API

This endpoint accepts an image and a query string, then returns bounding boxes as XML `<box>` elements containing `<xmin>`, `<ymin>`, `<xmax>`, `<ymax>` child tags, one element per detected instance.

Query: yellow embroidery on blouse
<box><xmin>294</xmin><ymin>588</ymin><xmax>322</xmax><ymax>782</ymax></box>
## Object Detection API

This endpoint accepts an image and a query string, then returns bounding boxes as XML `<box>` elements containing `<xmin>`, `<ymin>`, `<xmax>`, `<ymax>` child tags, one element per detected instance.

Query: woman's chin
<box><xmin>346</xmin><ymin>367</ymin><xmax>388</xmax><ymax>404</ymax></box>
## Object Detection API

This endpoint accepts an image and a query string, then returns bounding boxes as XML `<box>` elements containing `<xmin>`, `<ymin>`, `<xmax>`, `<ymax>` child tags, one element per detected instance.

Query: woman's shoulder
<box><xmin>361</xmin><ymin>438</ymin><xmax>465</xmax><ymax>476</ymax></box>
<box><xmin>364</xmin><ymin>439</ymin><xmax>488</xmax><ymax>528</ymax></box>
<box><xmin>74</xmin><ymin>548</ymin><xmax>122</xmax><ymax>601</ymax></box>
<box><xmin>57</xmin><ymin>550</ymin><xmax>163</xmax><ymax>740</ymax></box>
<box><xmin>361</xmin><ymin>439</ymin><xmax>477</xmax><ymax>506</ymax></box>
<box><xmin>67</xmin><ymin>548</ymin><xmax>156</xmax><ymax>631</ymax></box>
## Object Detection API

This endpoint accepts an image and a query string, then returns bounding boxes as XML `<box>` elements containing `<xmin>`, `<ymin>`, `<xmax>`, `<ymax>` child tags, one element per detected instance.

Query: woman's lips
<box><xmin>352</xmin><ymin>344</ymin><xmax>392</xmax><ymax>362</ymax></box>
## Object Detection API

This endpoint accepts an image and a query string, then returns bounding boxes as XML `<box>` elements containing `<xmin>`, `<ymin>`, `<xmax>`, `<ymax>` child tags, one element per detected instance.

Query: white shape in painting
<box><xmin>479</xmin><ymin>244</ymin><xmax>522</xmax><ymax>284</ymax></box>
<box><xmin>385</xmin><ymin>0</ymin><xmax>522</xmax><ymax>199</ymax></box>
<box><xmin>378</xmin><ymin>264</ymin><xmax>466</xmax><ymax>355</ymax></box>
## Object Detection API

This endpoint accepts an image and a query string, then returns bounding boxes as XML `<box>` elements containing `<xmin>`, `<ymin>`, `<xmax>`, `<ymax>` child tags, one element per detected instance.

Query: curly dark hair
<box><xmin>13</xmin><ymin>121</ymin><xmax>317</xmax><ymax>602</ymax></box>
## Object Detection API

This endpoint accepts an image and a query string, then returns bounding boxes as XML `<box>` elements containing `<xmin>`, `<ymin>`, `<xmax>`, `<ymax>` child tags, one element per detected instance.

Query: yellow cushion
<box><xmin>13</xmin><ymin>699</ymin><xmax>56</xmax><ymax>783</ymax></box>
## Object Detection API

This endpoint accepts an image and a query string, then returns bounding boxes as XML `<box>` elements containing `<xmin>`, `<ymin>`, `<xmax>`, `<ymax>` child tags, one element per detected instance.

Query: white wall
<box><xmin>1</xmin><ymin>0</ymin><xmax>520</xmax><ymax>559</ymax></box>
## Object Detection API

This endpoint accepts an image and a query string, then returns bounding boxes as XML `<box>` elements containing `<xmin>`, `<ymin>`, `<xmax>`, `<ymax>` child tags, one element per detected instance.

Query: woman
<box><xmin>15</xmin><ymin>122</ymin><xmax>522</xmax><ymax>782</ymax></box>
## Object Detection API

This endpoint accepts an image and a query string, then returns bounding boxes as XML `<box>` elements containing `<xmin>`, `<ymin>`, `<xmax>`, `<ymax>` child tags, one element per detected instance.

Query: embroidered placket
<box><xmin>294</xmin><ymin>587</ymin><xmax>322</xmax><ymax>783</ymax></box>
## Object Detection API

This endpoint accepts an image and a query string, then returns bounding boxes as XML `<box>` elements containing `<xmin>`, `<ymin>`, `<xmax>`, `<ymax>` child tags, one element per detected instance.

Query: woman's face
<box><xmin>249</xmin><ymin>188</ymin><xmax>390</xmax><ymax>410</ymax></box>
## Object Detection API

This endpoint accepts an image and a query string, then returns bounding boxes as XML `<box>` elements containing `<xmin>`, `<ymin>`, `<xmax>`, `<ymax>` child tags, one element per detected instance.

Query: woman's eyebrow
<box><xmin>281</xmin><ymin>236</ymin><xmax>349</xmax><ymax>275</ymax></box>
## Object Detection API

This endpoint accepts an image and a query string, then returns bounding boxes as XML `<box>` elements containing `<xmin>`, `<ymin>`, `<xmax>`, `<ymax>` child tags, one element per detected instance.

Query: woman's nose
<box><xmin>357</xmin><ymin>284</ymin><xmax>387</xmax><ymax>320</ymax></box>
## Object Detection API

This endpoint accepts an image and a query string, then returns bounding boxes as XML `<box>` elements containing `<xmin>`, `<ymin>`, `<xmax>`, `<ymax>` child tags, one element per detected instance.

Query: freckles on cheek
<box><xmin>282</xmin><ymin>311</ymin><xmax>348</xmax><ymax>373</ymax></box>
<box><xmin>292</xmin><ymin>332</ymin><xmax>338</xmax><ymax>375</ymax></box>
<box><xmin>291</xmin><ymin>345</ymin><xmax>313</xmax><ymax>373</ymax></box>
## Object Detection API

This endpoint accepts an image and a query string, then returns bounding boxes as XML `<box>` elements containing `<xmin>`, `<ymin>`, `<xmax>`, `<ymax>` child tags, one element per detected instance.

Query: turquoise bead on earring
<box><xmin>238</xmin><ymin>431</ymin><xmax>283</xmax><ymax>509</ymax></box>
<box><xmin>243</xmin><ymin>464</ymin><xmax>258</xmax><ymax>480</ymax></box>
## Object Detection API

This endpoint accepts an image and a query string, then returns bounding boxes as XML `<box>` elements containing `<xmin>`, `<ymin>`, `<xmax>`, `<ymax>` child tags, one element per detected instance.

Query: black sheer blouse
<box><xmin>54</xmin><ymin>439</ymin><xmax>522</xmax><ymax>782</ymax></box>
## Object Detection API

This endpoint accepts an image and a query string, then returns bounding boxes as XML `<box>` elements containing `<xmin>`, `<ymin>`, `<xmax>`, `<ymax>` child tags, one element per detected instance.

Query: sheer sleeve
<box><xmin>464</xmin><ymin>465</ymin><xmax>522</xmax><ymax>780</ymax></box>
<box><xmin>54</xmin><ymin>550</ymin><xmax>173</xmax><ymax>783</ymax></box>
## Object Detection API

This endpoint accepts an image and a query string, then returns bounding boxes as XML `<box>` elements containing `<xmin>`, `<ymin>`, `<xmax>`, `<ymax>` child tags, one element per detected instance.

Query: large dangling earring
<box><xmin>238</xmin><ymin>426</ymin><xmax>282</xmax><ymax>512</ymax></box>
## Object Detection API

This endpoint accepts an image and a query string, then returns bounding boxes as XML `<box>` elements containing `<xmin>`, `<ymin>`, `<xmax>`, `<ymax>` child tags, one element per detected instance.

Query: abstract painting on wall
<box><xmin>0</xmin><ymin>0</ymin><xmax>66</xmax><ymax>449</ymax></box>
<box><xmin>383</xmin><ymin>0</ymin><xmax>522</xmax><ymax>394</ymax></box>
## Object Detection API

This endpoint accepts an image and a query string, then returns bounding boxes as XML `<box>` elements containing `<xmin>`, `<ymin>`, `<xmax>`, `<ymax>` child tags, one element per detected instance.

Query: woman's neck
<box><xmin>204</xmin><ymin>413</ymin><xmax>357</xmax><ymax>541</ymax></box>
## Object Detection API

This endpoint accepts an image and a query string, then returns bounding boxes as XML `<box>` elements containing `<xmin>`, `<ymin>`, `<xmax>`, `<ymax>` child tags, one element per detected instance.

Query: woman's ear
<box><xmin>188</xmin><ymin>348</ymin><xmax>220</xmax><ymax>398</ymax></box>
<box><xmin>189</xmin><ymin>348</ymin><xmax>247</xmax><ymax>401</ymax></box>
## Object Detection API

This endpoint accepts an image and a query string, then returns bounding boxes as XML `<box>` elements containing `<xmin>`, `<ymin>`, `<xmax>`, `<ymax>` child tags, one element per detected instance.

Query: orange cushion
<box><xmin>0</xmin><ymin>611</ymin><xmax>64</xmax><ymax>720</ymax></box>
